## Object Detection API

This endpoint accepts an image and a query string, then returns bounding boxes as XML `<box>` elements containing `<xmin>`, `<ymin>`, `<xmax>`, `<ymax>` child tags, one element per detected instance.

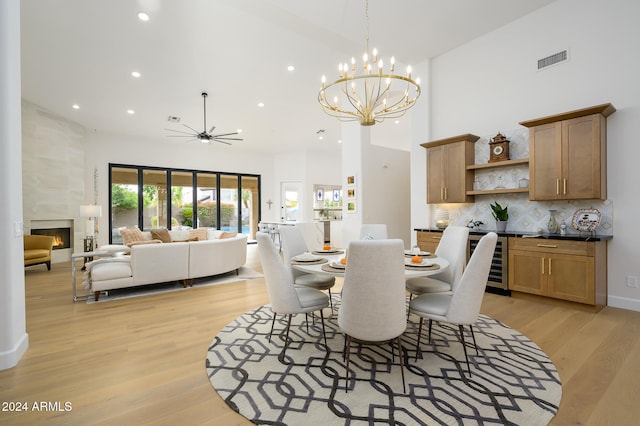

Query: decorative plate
<box><xmin>571</xmin><ymin>208</ymin><xmax>601</xmax><ymax>232</ymax></box>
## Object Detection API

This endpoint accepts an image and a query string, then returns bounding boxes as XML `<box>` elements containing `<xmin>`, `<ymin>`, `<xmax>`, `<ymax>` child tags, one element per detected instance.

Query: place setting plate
<box><xmin>404</xmin><ymin>258</ymin><xmax>440</xmax><ymax>270</ymax></box>
<box><xmin>312</xmin><ymin>248</ymin><xmax>345</xmax><ymax>255</ymax></box>
<box><xmin>290</xmin><ymin>253</ymin><xmax>328</xmax><ymax>265</ymax></box>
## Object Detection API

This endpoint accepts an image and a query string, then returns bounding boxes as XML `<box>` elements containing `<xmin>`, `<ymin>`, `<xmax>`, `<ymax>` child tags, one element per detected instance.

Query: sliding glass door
<box><xmin>109</xmin><ymin>164</ymin><xmax>261</xmax><ymax>243</ymax></box>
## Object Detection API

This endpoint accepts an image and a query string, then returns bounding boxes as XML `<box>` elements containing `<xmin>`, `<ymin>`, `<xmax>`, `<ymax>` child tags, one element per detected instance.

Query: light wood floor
<box><xmin>2</xmin><ymin>244</ymin><xmax>640</xmax><ymax>425</ymax></box>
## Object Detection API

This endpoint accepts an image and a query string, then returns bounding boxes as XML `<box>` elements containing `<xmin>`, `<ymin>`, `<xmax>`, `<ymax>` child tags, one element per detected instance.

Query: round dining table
<box><xmin>291</xmin><ymin>249</ymin><xmax>449</xmax><ymax>278</ymax></box>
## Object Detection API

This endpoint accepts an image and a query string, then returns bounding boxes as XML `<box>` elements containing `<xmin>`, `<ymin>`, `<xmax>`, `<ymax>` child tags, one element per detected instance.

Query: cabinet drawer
<box><xmin>417</xmin><ymin>231</ymin><xmax>442</xmax><ymax>253</ymax></box>
<box><xmin>509</xmin><ymin>238</ymin><xmax>593</xmax><ymax>256</ymax></box>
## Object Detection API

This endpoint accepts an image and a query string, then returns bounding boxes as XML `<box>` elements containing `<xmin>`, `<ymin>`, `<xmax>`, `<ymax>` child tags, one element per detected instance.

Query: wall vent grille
<box><xmin>167</xmin><ymin>115</ymin><xmax>181</xmax><ymax>123</ymax></box>
<box><xmin>537</xmin><ymin>49</ymin><xmax>568</xmax><ymax>70</ymax></box>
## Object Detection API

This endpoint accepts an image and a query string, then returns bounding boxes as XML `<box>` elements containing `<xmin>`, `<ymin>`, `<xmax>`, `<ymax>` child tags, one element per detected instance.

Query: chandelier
<box><xmin>318</xmin><ymin>0</ymin><xmax>421</xmax><ymax>126</ymax></box>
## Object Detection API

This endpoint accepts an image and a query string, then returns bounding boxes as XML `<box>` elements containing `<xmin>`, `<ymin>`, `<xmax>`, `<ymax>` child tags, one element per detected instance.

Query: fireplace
<box><xmin>31</xmin><ymin>227</ymin><xmax>71</xmax><ymax>250</ymax></box>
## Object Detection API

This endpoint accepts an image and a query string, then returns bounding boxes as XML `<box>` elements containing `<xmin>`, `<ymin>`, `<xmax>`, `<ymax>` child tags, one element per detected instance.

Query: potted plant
<box><xmin>490</xmin><ymin>201</ymin><xmax>509</xmax><ymax>232</ymax></box>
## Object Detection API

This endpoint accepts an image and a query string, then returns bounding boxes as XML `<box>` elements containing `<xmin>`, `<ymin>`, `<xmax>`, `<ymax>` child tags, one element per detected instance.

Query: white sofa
<box><xmin>86</xmin><ymin>230</ymin><xmax>248</xmax><ymax>301</ymax></box>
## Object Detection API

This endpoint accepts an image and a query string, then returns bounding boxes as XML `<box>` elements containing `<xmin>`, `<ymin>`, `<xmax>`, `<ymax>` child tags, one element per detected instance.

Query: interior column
<box><xmin>0</xmin><ymin>0</ymin><xmax>29</xmax><ymax>370</ymax></box>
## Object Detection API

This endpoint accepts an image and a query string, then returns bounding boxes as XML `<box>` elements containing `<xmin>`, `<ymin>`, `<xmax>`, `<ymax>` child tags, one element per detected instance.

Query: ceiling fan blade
<box><xmin>165</xmin><ymin>128</ymin><xmax>196</xmax><ymax>135</ymax></box>
<box><xmin>181</xmin><ymin>123</ymin><xmax>200</xmax><ymax>134</ymax></box>
<box><xmin>214</xmin><ymin>136</ymin><xmax>243</xmax><ymax>141</ymax></box>
<box><xmin>208</xmin><ymin>125</ymin><xmax>216</xmax><ymax>134</ymax></box>
<box><xmin>166</xmin><ymin>135</ymin><xmax>196</xmax><ymax>138</ymax></box>
<box><xmin>212</xmin><ymin>132</ymin><xmax>239</xmax><ymax>138</ymax></box>
<box><xmin>213</xmin><ymin>139</ymin><xmax>232</xmax><ymax>145</ymax></box>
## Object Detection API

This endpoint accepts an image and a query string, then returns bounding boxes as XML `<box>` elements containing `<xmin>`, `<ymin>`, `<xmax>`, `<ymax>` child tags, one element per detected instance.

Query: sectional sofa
<box><xmin>84</xmin><ymin>228</ymin><xmax>248</xmax><ymax>301</ymax></box>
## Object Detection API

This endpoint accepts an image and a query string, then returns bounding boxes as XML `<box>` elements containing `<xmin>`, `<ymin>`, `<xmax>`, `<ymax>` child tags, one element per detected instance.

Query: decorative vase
<box><xmin>496</xmin><ymin>220</ymin><xmax>507</xmax><ymax>233</ymax></box>
<box><xmin>547</xmin><ymin>210</ymin><xmax>558</xmax><ymax>234</ymax></box>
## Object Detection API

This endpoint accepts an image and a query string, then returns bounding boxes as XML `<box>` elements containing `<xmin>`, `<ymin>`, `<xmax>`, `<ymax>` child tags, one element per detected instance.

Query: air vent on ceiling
<box><xmin>537</xmin><ymin>49</ymin><xmax>568</xmax><ymax>71</ymax></box>
<box><xmin>167</xmin><ymin>115</ymin><xmax>181</xmax><ymax>123</ymax></box>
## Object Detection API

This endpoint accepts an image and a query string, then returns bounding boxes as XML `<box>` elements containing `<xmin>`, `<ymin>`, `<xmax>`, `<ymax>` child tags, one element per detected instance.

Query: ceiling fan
<box><xmin>166</xmin><ymin>92</ymin><xmax>242</xmax><ymax>145</ymax></box>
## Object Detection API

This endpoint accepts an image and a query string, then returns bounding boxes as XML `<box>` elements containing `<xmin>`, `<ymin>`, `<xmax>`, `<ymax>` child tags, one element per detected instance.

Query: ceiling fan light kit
<box><xmin>166</xmin><ymin>92</ymin><xmax>242</xmax><ymax>145</ymax></box>
<box><xmin>318</xmin><ymin>0</ymin><xmax>421</xmax><ymax>126</ymax></box>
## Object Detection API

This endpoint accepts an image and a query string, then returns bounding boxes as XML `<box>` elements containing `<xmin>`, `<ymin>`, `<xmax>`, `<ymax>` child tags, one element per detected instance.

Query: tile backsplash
<box><xmin>429</xmin><ymin>128</ymin><xmax>613</xmax><ymax>236</ymax></box>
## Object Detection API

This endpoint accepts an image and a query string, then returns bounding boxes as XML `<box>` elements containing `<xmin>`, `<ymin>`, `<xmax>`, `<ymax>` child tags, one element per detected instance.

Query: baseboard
<box><xmin>0</xmin><ymin>332</ymin><xmax>29</xmax><ymax>370</ymax></box>
<box><xmin>608</xmin><ymin>295</ymin><xmax>640</xmax><ymax>312</ymax></box>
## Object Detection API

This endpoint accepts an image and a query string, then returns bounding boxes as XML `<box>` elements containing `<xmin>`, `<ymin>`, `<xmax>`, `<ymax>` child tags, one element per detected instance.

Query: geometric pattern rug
<box><xmin>87</xmin><ymin>267</ymin><xmax>263</xmax><ymax>303</ymax></box>
<box><xmin>206</xmin><ymin>296</ymin><xmax>562</xmax><ymax>425</ymax></box>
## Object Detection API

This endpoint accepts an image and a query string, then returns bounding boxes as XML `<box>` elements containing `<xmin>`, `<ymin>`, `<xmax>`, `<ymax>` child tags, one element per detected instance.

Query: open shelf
<box><xmin>467</xmin><ymin>188</ymin><xmax>529</xmax><ymax>195</ymax></box>
<box><xmin>466</xmin><ymin>158</ymin><xmax>529</xmax><ymax>170</ymax></box>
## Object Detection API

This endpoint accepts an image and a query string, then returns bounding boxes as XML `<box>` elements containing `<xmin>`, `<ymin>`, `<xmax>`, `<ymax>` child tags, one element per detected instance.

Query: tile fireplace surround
<box><xmin>30</xmin><ymin>219</ymin><xmax>74</xmax><ymax>263</ymax></box>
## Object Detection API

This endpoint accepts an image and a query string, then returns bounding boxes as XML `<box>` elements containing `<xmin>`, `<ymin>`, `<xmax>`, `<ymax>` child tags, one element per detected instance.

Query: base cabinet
<box><xmin>508</xmin><ymin>238</ymin><xmax>606</xmax><ymax>305</ymax></box>
<box><xmin>416</xmin><ymin>230</ymin><xmax>442</xmax><ymax>253</ymax></box>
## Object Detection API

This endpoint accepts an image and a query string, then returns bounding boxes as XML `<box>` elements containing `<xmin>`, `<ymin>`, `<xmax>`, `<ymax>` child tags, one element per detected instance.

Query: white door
<box><xmin>280</xmin><ymin>181</ymin><xmax>303</xmax><ymax>222</ymax></box>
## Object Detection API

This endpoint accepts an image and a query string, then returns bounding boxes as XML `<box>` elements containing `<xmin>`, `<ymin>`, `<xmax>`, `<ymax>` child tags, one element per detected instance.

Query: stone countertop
<box><xmin>414</xmin><ymin>228</ymin><xmax>613</xmax><ymax>242</ymax></box>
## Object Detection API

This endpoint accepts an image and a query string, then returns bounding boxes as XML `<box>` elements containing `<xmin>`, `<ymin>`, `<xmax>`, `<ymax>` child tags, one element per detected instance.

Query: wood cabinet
<box><xmin>520</xmin><ymin>103</ymin><xmax>615</xmax><ymax>201</ymax></box>
<box><xmin>416</xmin><ymin>230</ymin><xmax>442</xmax><ymax>253</ymax></box>
<box><xmin>421</xmin><ymin>134</ymin><xmax>478</xmax><ymax>203</ymax></box>
<box><xmin>508</xmin><ymin>238</ymin><xmax>607</xmax><ymax>305</ymax></box>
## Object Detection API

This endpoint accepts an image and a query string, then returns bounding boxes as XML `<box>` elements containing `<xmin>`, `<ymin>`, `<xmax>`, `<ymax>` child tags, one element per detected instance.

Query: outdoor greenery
<box><xmin>179</xmin><ymin>203</ymin><xmax>236</xmax><ymax>227</ymax></box>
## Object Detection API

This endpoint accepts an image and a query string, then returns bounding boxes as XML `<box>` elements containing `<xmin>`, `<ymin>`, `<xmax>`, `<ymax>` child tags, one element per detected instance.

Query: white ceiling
<box><xmin>20</xmin><ymin>0</ymin><xmax>555</xmax><ymax>154</ymax></box>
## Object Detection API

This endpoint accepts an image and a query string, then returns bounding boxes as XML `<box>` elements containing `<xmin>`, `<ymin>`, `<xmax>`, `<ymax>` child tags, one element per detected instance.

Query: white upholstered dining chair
<box><xmin>409</xmin><ymin>232</ymin><xmax>497</xmax><ymax>375</ymax></box>
<box><xmin>338</xmin><ymin>238</ymin><xmax>407</xmax><ymax>393</ymax></box>
<box><xmin>279</xmin><ymin>226</ymin><xmax>336</xmax><ymax>310</ymax></box>
<box><xmin>359</xmin><ymin>223</ymin><xmax>388</xmax><ymax>240</ymax></box>
<box><xmin>256</xmin><ymin>232</ymin><xmax>329</xmax><ymax>356</ymax></box>
<box><xmin>406</xmin><ymin>225</ymin><xmax>470</xmax><ymax>299</ymax></box>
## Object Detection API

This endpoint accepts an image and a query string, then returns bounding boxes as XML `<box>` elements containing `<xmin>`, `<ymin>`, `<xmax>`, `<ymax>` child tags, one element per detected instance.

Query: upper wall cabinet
<box><xmin>421</xmin><ymin>134</ymin><xmax>478</xmax><ymax>204</ymax></box>
<box><xmin>520</xmin><ymin>104</ymin><xmax>615</xmax><ymax>201</ymax></box>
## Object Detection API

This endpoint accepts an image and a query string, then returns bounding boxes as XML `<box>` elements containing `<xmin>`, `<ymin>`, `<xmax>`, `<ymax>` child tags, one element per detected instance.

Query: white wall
<box><xmin>413</xmin><ymin>0</ymin><xmax>640</xmax><ymax>310</ymax></box>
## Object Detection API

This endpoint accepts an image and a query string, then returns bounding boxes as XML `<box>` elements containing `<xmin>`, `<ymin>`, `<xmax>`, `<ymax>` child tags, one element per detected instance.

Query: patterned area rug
<box><xmin>206</xmin><ymin>297</ymin><xmax>561</xmax><ymax>425</ymax></box>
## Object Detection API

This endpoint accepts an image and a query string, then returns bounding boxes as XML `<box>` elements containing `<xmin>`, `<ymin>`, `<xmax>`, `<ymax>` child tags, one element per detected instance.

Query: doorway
<box><xmin>280</xmin><ymin>181</ymin><xmax>303</xmax><ymax>222</ymax></box>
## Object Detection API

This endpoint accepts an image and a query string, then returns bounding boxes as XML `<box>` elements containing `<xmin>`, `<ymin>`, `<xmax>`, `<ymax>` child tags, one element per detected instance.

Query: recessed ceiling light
<box><xmin>237</xmin><ymin>129</ymin><xmax>243</xmax><ymax>133</ymax></box>
<box><xmin>72</xmin><ymin>104</ymin><xmax>80</xmax><ymax>110</ymax></box>
<box><xmin>287</xmin><ymin>65</ymin><xmax>295</xmax><ymax>72</ymax></box>
<box><xmin>338</xmin><ymin>140</ymin><xmax>342</xmax><ymax>144</ymax></box>
<box><xmin>318</xmin><ymin>136</ymin><xmax>324</xmax><ymax>140</ymax></box>
<box><xmin>131</xmin><ymin>71</ymin><xmax>141</xmax><ymax>78</ymax></box>
<box><xmin>257</xmin><ymin>102</ymin><xmax>264</xmax><ymax>108</ymax></box>
<box><xmin>127</xmin><ymin>109</ymin><xmax>135</xmax><ymax>115</ymax></box>
<box><xmin>137</xmin><ymin>12</ymin><xmax>149</xmax><ymax>21</ymax></box>
<box><xmin>395</xmin><ymin>120</ymin><xmax>400</xmax><ymax>124</ymax></box>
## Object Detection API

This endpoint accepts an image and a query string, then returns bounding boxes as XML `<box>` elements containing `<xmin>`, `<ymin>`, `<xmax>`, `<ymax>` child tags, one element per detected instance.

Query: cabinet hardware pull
<box><xmin>556</xmin><ymin>179</ymin><xmax>560</xmax><ymax>195</ymax></box>
<box><xmin>563</xmin><ymin>179</ymin><xmax>567</xmax><ymax>195</ymax></box>
<box><xmin>541</xmin><ymin>258</ymin><xmax>545</xmax><ymax>274</ymax></box>
<box><xmin>441</xmin><ymin>187</ymin><xmax>444</xmax><ymax>200</ymax></box>
<box><xmin>548</xmin><ymin>258</ymin><xmax>552</xmax><ymax>275</ymax></box>
<box><xmin>536</xmin><ymin>244</ymin><xmax>558</xmax><ymax>248</ymax></box>
<box><xmin>444</xmin><ymin>187</ymin><xmax>447</xmax><ymax>200</ymax></box>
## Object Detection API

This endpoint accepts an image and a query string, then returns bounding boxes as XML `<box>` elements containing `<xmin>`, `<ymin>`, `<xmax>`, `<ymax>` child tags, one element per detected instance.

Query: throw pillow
<box><xmin>219</xmin><ymin>231</ymin><xmax>238</xmax><ymax>239</ymax></box>
<box><xmin>150</xmin><ymin>228</ymin><xmax>172</xmax><ymax>243</ymax></box>
<box><xmin>188</xmin><ymin>228</ymin><xmax>209</xmax><ymax>241</ymax></box>
<box><xmin>119</xmin><ymin>227</ymin><xmax>146</xmax><ymax>247</ymax></box>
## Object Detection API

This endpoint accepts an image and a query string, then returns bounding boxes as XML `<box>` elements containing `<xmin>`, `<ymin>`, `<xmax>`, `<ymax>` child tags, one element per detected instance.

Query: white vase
<box><xmin>496</xmin><ymin>221</ymin><xmax>507</xmax><ymax>233</ymax></box>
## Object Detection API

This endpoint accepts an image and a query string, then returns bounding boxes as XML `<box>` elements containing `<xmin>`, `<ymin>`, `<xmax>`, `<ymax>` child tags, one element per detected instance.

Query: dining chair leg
<box><xmin>283</xmin><ymin>314</ymin><xmax>293</xmax><ymax>357</ymax></box>
<box><xmin>305</xmin><ymin>313</ymin><xmax>309</xmax><ymax>332</ymax></box>
<box><xmin>428</xmin><ymin>319</ymin><xmax>433</xmax><ymax>343</ymax></box>
<box><xmin>470</xmin><ymin>324</ymin><xmax>479</xmax><ymax>355</ymax></box>
<box><xmin>328</xmin><ymin>289</ymin><xmax>333</xmax><ymax>311</ymax></box>
<box><xmin>415</xmin><ymin>317</ymin><xmax>424</xmax><ymax>361</ymax></box>
<box><xmin>268</xmin><ymin>312</ymin><xmax>277</xmax><ymax>343</ymax></box>
<box><xmin>344</xmin><ymin>334</ymin><xmax>352</xmax><ymax>392</ymax></box>
<box><xmin>319</xmin><ymin>308</ymin><xmax>328</xmax><ymax>349</ymax></box>
<box><xmin>458</xmin><ymin>324</ymin><xmax>471</xmax><ymax>376</ymax></box>
<box><xmin>396</xmin><ymin>336</ymin><xmax>407</xmax><ymax>394</ymax></box>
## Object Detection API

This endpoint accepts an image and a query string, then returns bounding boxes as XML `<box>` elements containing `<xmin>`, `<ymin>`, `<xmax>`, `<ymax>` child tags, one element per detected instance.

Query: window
<box><xmin>109</xmin><ymin>164</ymin><xmax>261</xmax><ymax>243</ymax></box>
